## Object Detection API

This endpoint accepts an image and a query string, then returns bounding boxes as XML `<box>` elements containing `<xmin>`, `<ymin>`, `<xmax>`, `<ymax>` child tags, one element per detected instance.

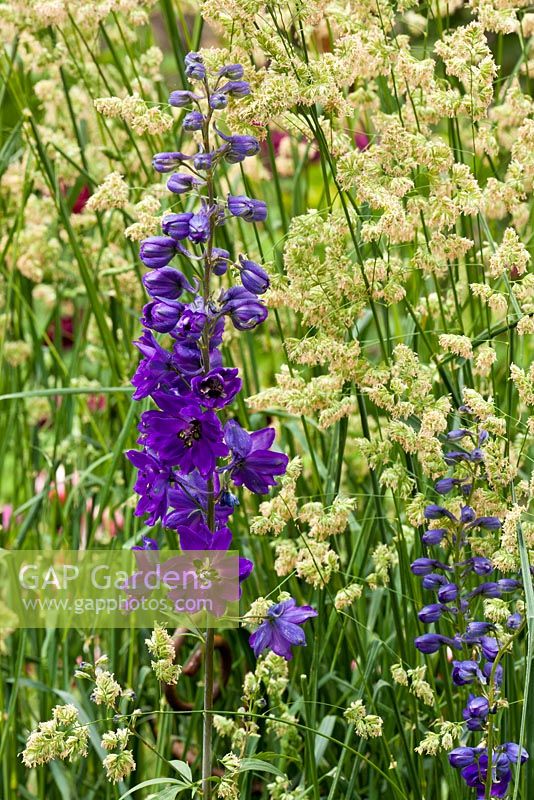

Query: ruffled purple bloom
<box><xmin>131</xmin><ymin>330</ymin><xmax>186</xmax><ymax>400</ymax></box>
<box><xmin>164</xmin><ymin>471</ymin><xmax>233</xmax><ymax>532</ymax></box>
<box><xmin>223</xmin><ymin>419</ymin><xmax>289</xmax><ymax>494</ymax></box>
<box><xmin>249</xmin><ymin>598</ymin><xmax>317</xmax><ymax>660</ymax></box>
<box><xmin>126</xmin><ymin>449</ymin><xmax>174</xmax><ymax>525</ymax></box>
<box><xmin>191</xmin><ymin>367</ymin><xmax>241</xmax><ymax>409</ymax></box>
<box><xmin>139</xmin><ymin>394</ymin><xmax>228</xmax><ymax>475</ymax></box>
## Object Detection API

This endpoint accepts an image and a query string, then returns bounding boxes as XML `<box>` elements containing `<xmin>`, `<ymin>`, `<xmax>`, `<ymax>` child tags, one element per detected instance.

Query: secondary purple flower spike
<box><xmin>412</xmin><ymin>418</ymin><xmax>527</xmax><ymax>796</ymax></box>
<box><xmin>223</xmin><ymin>419</ymin><xmax>289</xmax><ymax>494</ymax></box>
<box><xmin>249</xmin><ymin>598</ymin><xmax>317</xmax><ymax>660</ymax></box>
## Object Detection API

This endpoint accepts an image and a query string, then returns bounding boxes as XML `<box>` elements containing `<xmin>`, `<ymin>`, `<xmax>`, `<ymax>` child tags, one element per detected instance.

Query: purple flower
<box><xmin>410</xmin><ymin>557</ymin><xmax>450</xmax><ymax>575</ymax></box>
<box><xmin>164</xmin><ymin>471</ymin><xmax>232</xmax><ymax>531</ymax></box>
<box><xmin>162</xmin><ymin>212</ymin><xmax>194</xmax><ymax>241</ymax></box>
<box><xmin>506</xmin><ymin>612</ymin><xmax>522</xmax><ymax>629</ymax></box>
<box><xmin>193</xmin><ymin>150</ymin><xmax>221</xmax><ymax>170</ymax></box>
<box><xmin>209</xmin><ymin>92</ymin><xmax>228</xmax><ymax>109</ymax></box>
<box><xmin>414</xmin><ymin>633</ymin><xmax>461</xmax><ymax>654</ymax></box>
<box><xmin>422</xmin><ymin>573</ymin><xmax>447</xmax><ymax>589</ymax></box>
<box><xmin>188</xmin><ymin>207</ymin><xmax>213</xmax><ymax>244</ymax></box>
<box><xmin>211</xmin><ymin>248</ymin><xmax>230</xmax><ymax>275</ymax></box>
<box><xmin>132</xmin><ymin>535</ymin><xmax>159</xmax><ymax>551</ymax></box>
<box><xmin>191</xmin><ymin>367</ymin><xmax>241</xmax><ymax>409</ymax></box>
<box><xmin>221</xmin><ymin>286</ymin><xmax>268</xmax><ymax>330</ymax></box>
<box><xmin>249</xmin><ymin>598</ymin><xmax>317</xmax><ymax>660</ymax></box>
<box><xmin>460</xmin><ymin>505</ymin><xmax>476</xmax><ymax>523</ymax></box>
<box><xmin>418</xmin><ymin>603</ymin><xmax>445</xmax><ymax>623</ymax></box>
<box><xmin>178</xmin><ymin>522</ymin><xmax>232</xmax><ymax>551</ymax></box>
<box><xmin>142</xmin><ymin>267</ymin><xmax>194</xmax><ymax>300</ymax></box>
<box><xmin>167</xmin><ymin>173</ymin><xmax>204</xmax><ymax>194</ymax></box>
<box><xmin>139</xmin><ymin>394</ymin><xmax>228</xmax><ymax>475</ymax></box>
<box><xmin>422</xmin><ymin>528</ymin><xmax>446</xmax><ymax>545</ymax></box>
<box><xmin>447</xmin><ymin>429</ymin><xmax>471</xmax><ymax>441</ymax></box>
<box><xmin>126</xmin><ymin>449</ymin><xmax>174</xmax><ymax>525</ymax></box>
<box><xmin>449</xmin><ymin>747</ymin><xmax>478</xmax><ymax>768</ymax></box>
<box><xmin>223</xmin><ymin>419</ymin><xmax>289</xmax><ymax>494</ymax></box>
<box><xmin>140</xmin><ymin>236</ymin><xmax>176</xmax><ymax>268</ymax></box>
<box><xmin>217</xmin><ymin>130</ymin><xmax>260</xmax><ymax>163</ymax></box>
<box><xmin>444</xmin><ymin>450</ymin><xmax>471</xmax><ymax>465</ymax></box>
<box><xmin>172</xmin><ymin>306</ymin><xmax>208</xmax><ymax>341</ymax></box>
<box><xmin>227</xmin><ymin>194</ymin><xmax>267</xmax><ymax>221</ymax></box>
<box><xmin>437</xmin><ymin>582</ymin><xmax>458</xmax><ymax>602</ymax></box>
<box><xmin>452</xmin><ymin>660</ymin><xmax>481</xmax><ymax>686</ymax></box>
<box><xmin>238</xmin><ymin>256</ymin><xmax>270</xmax><ymax>294</ymax></box>
<box><xmin>469</xmin><ymin>516</ymin><xmax>501</xmax><ymax>530</ymax></box>
<box><xmin>502</xmin><ymin>743</ymin><xmax>528</xmax><ymax>764</ymax></box>
<box><xmin>480</xmin><ymin>636</ymin><xmax>499</xmax><ymax>661</ymax></box>
<box><xmin>423</xmin><ymin>504</ymin><xmax>456</xmax><ymax>521</ymax></box>
<box><xmin>141</xmin><ymin>299</ymin><xmax>184</xmax><ymax>333</ymax></box>
<box><xmin>221</xmin><ymin>80</ymin><xmax>251</xmax><ymax>98</ymax></box>
<box><xmin>152</xmin><ymin>151</ymin><xmax>191</xmax><ymax>173</ymax></box>
<box><xmin>183</xmin><ymin>111</ymin><xmax>205</xmax><ymax>131</ymax></box>
<box><xmin>184</xmin><ymin>52</ymin><xmax>206</xmax><ymax>80</ymax></box>
<box><xmin>219</xmin><ymin>63</ymin><xmax>244</xmax><ymax>79</ymax></box>
<box><xmin>169</xmin><ymin>90</ymin><xmax>199</xmax><ymax>107</ymax></box>
<box><xmin>131</xmin><ymin>330</ymin><xmax>186</xmax><ymax>400</ymax></box>
<box><xmin>435</xmin><ymin>477</ymin><xmax>462</xmax><ymax>495</ymax></box>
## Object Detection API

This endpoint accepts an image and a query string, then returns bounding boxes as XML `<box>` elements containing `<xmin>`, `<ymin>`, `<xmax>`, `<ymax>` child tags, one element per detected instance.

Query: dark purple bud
<box><xmin>465</xmin><ymin>621</ymin><xmax>493</xmax><ymax>642</ymax></box>
<box><xmin>422</xmin><ymin>528</ymin><xmax>446</xmax><ymax>545</ymax></box>
<box><xmin>183</xmin><ymin>111</ymin><xmax>205</xmax><ymax>131</ymax></box>
<box><xmin>471</xmin><ymin>557</ymin><xmax>494</xmax><ymax>575</ymax></box>
<box><xmin>471</xmin><ymin>516</ymin><xmax>501</xmax><ymax>530</ymax></box>
<box><xmin>449</xmin><ymin>747</ymin><xmax>477</xmax><ymax>768</ymax></box>
<box><xmin>424</xmin><ymin>504</ymin><xmax>456</xmax><ymax>521</ymax></box>
<box><xmin>238</xmin><ymin>255</ymin><xmax>269</xmax><ymax>294</ymax></box>
<box><xmin>228</xmin><ymin>194</ymin><xmax>267</xmax><ymax>221</ymax></box>
<box><xmin>220</xmin><ymin>286</ymin><xmax>268</xmax><ymax>330</ymax></box>
<box><xmin>415</xmin><ymin>633</ymin><xmax>460</xmax><ymax>654</ymax></box>
<box><xmin>422</xmin><ymin>572</ymin><xmax>447</xmax><ymax>589</ymax></box>
<box><xmin>220</xmin><ymin>490</ymin><xmax>239</xmax><ymax>508</ymax></box>
<box><xmin>437</xmin><ymin>582</ymin><xmax>458</xmax><ymax>603</ymax></box>
<box><xmin>221</xmin><ymin>80</ymin><xmax>251</xmax><ymax>97</ymax></box>
<box><xmin>139</xmin><ymin>236</ymin><xmax>176</xmax><ymax>268</ymax></box>
<box><xmin>141</xmin><ymin>299</ymin><xmax>184</xmax><ymax>333</ymax></box>
<box><xmin>460</xmin><ymin>506</ymin><xmax>476</xmax><ymax>523</ymax></box>
<box><xmin>447</xmin><ymin>429</ymin><xmax>471</xmax><ymax>441</ymax></box>
<box><xmin>173</xmin><ymin>307</ymin><xmax>207</xmax><ymax>340</ymax></box>
<box><xmin>464</xmin><ymin>695</ymin><xmax>490</xmax><ymax>719</ymax></box>
<box><xmin>167</xmin><ymin>173</ymin><xmax>204</xmax><ymax>194</ymax></box>
<box><xmin>193</xmin><ymin>150</ymin><xmax>220</xmax><ymax>170</ymax></box>
<box><xmin>411</xmin><ymin>558</ymin><xmax>440</xmax><ymax>576</ymax></box>
<box><xmin>478</xmin><ymin>429</ymin><xmax>489</xmax><ymax>444</ymax></box>
<box><xmin>497</xmin><ymin>578</ymin><xmax>521</xmax><ymax>592</ymax></box>
<box><xmin>506</xmin><ymin>612</ymin><xmax>522</xmax><ymax>630</ymax></box>
<box><xmin>469</xmin><ymin>448</ymin><xmax>485</xmax><ymax>462</ymax></box>
<box><xmin>152</xmin><ymin>151</ymin><xmax>191</xmax><ymax>173</ymax></box>
<box><xmin>209</xmin><ymin>92</ymin><xmax>228</xmax><ymax>109</ymax></box>
<box><xmin>184</xmin><ymin>51</ymin><xmax>206</xmax><ymax>80</ymax></box>
<box><xmin>461</xmin><ymin>482</ymin><xmax>473</xmax><ymax>496</ymax></box>
<box><xmin>471</xmin><ymin>582</ymin><xmax>501</xmax><ymax>598</ymax></box>
<box><xmin>465</xmin><ymin>717</ymin><xmax>486</xmax><ymax>731</ymax></box>
<box><xmin>483</xmin><ymin>660</ymin><xmax>503</xmax><ymax>685</ymax></box>
<box><xmin>219</xmin><ymin>63</ymin><xmax>244</xmax><ymax>79</ymax></box>
<box><xmin>188</xmin><ymin>208</ymin><xmax>212</xmax><ymax>244</ymax></box>
<box><xmin>435</xmin><ymin>477</ymin><xmax>460</xmax><ymax>495</ymax></box>
<box><xmin>169</xmin><ymin>90</ymin><xmax>199</xmax><ymax>107</ymax></box>
<box><xmin>452</xmin><ymin>660</ymin><xmax>480</xmax><ymax>686</ymax></box>
<box><xmin>480</xmin><ymin>636</ymin><xmax>499</xmax><ymax>661</ymax></box>
<box><xmin>162</xmin><ymin>212</ymin><xmax>194</xmax><ymax>241</ymax></box>
<box><xmin>211</xmin><ymin>248</ymin><xmax>230</xmax><ymax>276</ymax></box>
<box><xmin>502</xmin><ymin>743</ymin><xmax>528</xmax><ymax>764</ymax></box>
<box><xmin>418</xmin><ymin>603</ymin><xmax>445</xmax><ymax>623</ymax></box>
<box><xmin>142</xmin><ymin>267</ymin><xmax>193</xmax><ymax>300</ymax></box>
